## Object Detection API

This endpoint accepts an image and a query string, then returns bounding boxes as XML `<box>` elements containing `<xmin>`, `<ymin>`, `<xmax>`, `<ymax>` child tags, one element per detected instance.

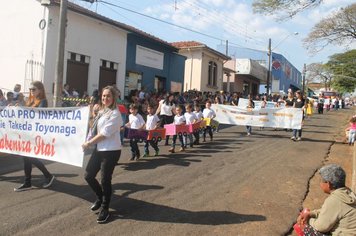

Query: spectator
<box><xmin>0</xmin><ymin>89</ymin><xmax>8</xmax><ymax>106</ymax></box>
<box><xmin>13</xmin><ymin>84</ymin><xmax>21</xmax><ymax>101</ymax></box>
<box><xmin>6</xmin><ymin>91</ymin><xmax>15</xmax><ymax>106</ymax></box>
<box><xmin>296</xmin><ymin>164</ymin><xmax>356</xmax><ymax>235</ymax></box>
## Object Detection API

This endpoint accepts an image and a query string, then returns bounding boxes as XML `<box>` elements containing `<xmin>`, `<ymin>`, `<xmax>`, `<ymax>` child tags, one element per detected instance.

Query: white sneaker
<box><xmin>296</xmin><ymin>137</ymin><xmax>302</xmax><ymax>141</ymax></box>
<box><xmin>43</xmin><ymin>175</ymin><xmax>55</xmax><ymax>188</ymax></box>
<box><xmin>291</xmin><ymin>136</ymin><xmax>296</xmax><ymax>141</ymax></box>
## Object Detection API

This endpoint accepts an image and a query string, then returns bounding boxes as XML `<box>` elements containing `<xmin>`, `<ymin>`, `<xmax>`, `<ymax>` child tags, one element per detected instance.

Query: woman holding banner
<box><xmin>14</xmin><ymin>81</ymin><xmax>55</xmax><ymax>192</ymax></box>
<box><xmin>82</xmin><ymin>86</ymin><xmax>122</xmax><ymax>224</ymax></box>
<box><xmin>291</xmin><ymin>90</ymin><xmax>305</xmax><ymax>141</ymax></box>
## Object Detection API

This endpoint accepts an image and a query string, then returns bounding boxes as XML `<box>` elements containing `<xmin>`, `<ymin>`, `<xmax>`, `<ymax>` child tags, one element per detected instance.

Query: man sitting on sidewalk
<box><xmin>296</xmin><ymin>164</ymin><xmax>356</xmax><ymax>235</ymax></box>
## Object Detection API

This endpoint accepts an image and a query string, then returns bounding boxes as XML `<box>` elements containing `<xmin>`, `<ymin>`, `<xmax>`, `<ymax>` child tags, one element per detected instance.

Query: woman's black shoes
<box><xmin>97</xmin><ymin>208</ymin><xmax>110</xmax><ymax>223</ymax></box>
<box><xmin>90</xmin><ymin>200</ymin><xmax>102</xmax><ymax>211</ymax></box>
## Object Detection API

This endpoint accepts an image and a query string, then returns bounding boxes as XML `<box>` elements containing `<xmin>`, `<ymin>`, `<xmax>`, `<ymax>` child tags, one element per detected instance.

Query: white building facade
<box><xmin>1</xmin><ymin>0</ymin><xmax>127</xmax><ymax>105</ymax></box>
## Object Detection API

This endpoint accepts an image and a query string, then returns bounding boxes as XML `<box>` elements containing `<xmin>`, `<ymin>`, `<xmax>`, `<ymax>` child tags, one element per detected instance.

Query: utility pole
<box><xmin>266</xmin><ymin>38</ymin><xmax>271</xmax><ymax>96</ymax></box>
<box><xmin>53</xmin><ymin>0</ymin><xmax>68</xmax><ymax>107</ymax></box>
<box><xmin>302</xmin><ymin>63</ymin><xmax>306</xmax><ymax>95</ymax></box>
<box><xmin>225</xmin><ymin>40</ymin><xmax>228</xmax><ymax>56</ymax></box>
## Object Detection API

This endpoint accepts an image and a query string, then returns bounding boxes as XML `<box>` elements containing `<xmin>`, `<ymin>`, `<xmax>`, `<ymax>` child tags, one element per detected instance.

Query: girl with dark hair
<box><xmin>155</xmin><ymin>93</ymin><xmax>176</xmax><ymax>145</ymax></box>
<box><xmin>14</xmin><ymin>81</ymin><xmax>55</xmax><ymax>192</ymax></box>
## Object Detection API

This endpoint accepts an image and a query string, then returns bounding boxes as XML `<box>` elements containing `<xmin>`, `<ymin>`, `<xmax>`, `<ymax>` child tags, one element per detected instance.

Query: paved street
<box><xmin>0</xmin><ymin>108</ymin><xmax>354</xmax><ymax>236</ymax></box>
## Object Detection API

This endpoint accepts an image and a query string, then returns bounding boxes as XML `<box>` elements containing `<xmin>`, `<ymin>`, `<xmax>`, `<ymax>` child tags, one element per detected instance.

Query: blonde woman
<box><xmin>82</xmin><ymin>86</ymin><xmax>122</xmax><ymax>224</ymax></box>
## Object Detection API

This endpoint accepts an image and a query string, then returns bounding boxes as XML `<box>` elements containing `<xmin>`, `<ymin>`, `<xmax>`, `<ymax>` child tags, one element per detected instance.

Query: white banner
<box><xmin>212</xmin><ymin>104</ymin><xmax>303</xmax><ymax>129</ymax></box>
<box><xmin>0</xmin><ymin>106</ymin><xmax>90</xmax><ymax>167</ymax></box>
<box><xmin>136</xmin><ymin>45</ymin><xmax>164</xmax><ymax>70</ymax></box>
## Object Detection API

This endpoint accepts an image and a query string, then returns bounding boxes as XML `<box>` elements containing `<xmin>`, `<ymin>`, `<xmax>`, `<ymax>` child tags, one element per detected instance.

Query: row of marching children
<box><xmin>125</xmin><ymin>100</ymin><xmax>216</xmax><ymax>161</ymax></box>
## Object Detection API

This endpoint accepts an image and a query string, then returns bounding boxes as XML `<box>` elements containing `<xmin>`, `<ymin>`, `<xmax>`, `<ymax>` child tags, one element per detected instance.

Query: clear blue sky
<box><xmin>74</xmin><ymin>0</ymin><xmax>354</xmax><ymax>71</ymax></box>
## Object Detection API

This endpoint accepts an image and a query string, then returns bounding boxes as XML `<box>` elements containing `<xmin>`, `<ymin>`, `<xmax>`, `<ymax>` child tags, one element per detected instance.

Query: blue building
<box><xmin>217</xmin><ymin>45</ymin><xmax>302</xmax><ymax>94</ymax></box>
<box><xmin>271</xmin><ymin>52</ymin><xmax>302</xmax><ymax>93</ymax></box>
<box><xmin>125</xmin><ymin>33</ymin><xmax>186</xmax><ymax>97</ymax></box>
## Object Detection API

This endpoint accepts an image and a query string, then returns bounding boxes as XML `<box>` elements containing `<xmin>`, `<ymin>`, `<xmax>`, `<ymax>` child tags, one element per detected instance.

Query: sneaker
<box><xmin>135</xmin><ymin>154</ymin><xmax>141</xmax><ymax>161</ymax></box>
<box><xmin>97</xmin><ymin>208</ymin><xmax>110</xmax><ymax>224</ymax></box>
<box><xmin>91</xmin><ymin>199</ymin><xmax>102</xmax><ymax>212</ymax></box>
<box><xmin>296</xmin><ymin>137</ymin><xmax>302</xmax><ymax>141</ymax></box>
<box><xmin>129</xmin><ymin>156</ymin><xmax>135</xmax><ymax>161</ymax></box>
<box><xmin>142</xmin><ymin>153</ymin><xmax>149</xmax><ymax>158</ymax></box>
<box><xmin>179</xmin><ymin>147</ymin><xmax>185</xmax><ymax>152</ymax></box>
<box><xmin>154</xmin><ymin>150</ymin><xmax>159</xmax><ymax>156</ymax></box>
<box><xmin>290</xmin><ymin>136</ymin><xmax>296</xmax><ymax>141</ymax></box>
<box><xmin>14</xmin><ymin>183</ymin><xmax>32</xmax><ymax>192</ymax></box>
<box><xmin>43</xmin><ymin>175</ymin><xmax>55</xmax><ymax>188</ymax></box>
<box><xmin>247</xmin><ymin>133</ymin><xmax>251</xmax><ymax>136</ymax></box>
<box><xmin>168</xmin><ymin>148</ymin><xmax>175</xmax><ymax>153</ymax></box>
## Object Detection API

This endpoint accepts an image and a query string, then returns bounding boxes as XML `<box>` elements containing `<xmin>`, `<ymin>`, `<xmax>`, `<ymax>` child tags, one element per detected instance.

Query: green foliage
<box><xmin>326</xmin><ymin>50</ymin><xmax>356</xmax><ymax>93</ymax></box>
<box><xmin>331</xmin><ymin>77</ymin><xmax>356</xmax><ymax>94</ymax></box>
<box><xmin>304</xmin><ymin>4</ymin><xmax>356</xmax><ymax>53</ymax></box>
<box><xmin>252</xmin><ymin>0</ymin><xmax>322</xmax><ymax>20</ymax></box>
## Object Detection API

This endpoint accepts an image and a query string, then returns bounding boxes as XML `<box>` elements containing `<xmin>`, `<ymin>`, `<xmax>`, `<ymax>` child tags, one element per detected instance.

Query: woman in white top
<box><xmin>156</xmin><ymin>93</ymin><xmax>176</xmax><ymax>145</ymax></box>
<box><xmin>82</xmin><ymin>86</ymin><xmax>122</xmax><ymax>224</ymax></box>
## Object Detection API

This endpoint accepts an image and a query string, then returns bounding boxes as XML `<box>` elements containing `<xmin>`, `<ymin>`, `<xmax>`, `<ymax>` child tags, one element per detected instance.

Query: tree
<box><xmin>325</xmin><ymin>50</ymin><xmax>356</xmax><ymax>93</ymax></box>
<box><xmin>252</xmin><ymin>0</ymin><xmax>323</xmax><ymax>20</ymax></box>
<box><xmin>303</xmin><ymin>4</ymin><xmax>356</xmax><ymax>53</ymax></box>
<box><xmin>306</xmin><ymin>63</ymin><xmax>332</xmax><ymax>91</ymax></box>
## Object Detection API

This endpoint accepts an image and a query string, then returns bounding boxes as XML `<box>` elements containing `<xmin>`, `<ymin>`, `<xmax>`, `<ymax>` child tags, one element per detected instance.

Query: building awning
<box><xmin>289</xmin><ymin>84</ymin><xmax>301</xmax><ymax>92</ymax></box>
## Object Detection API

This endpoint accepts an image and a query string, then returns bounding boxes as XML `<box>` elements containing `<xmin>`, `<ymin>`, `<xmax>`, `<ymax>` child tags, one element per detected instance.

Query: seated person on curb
<box><xmin>296</xmin><ymin>164</ymin><xmax>356</xmax><ymax>235</ymax></box>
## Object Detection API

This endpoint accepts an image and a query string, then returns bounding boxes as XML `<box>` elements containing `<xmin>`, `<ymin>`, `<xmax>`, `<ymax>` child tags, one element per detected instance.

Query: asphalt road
<box><xmin>0</xmin><ymin>107</ymin><xmax>353</xmax><ymax>236</ymax></box>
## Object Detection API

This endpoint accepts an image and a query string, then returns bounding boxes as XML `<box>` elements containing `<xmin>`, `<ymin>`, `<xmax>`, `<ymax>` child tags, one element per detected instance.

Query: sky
<box><xmin>74</xmin><ymin>0</ymin><xmax>355</xmax><ymax>72</ymax></box>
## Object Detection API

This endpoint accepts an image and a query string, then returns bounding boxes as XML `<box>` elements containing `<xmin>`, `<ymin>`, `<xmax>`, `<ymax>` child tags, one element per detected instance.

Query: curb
<box><xmin>353</xmin><ymin>145</ymin><xmax>356</xmax><ymax>192</ymax></box>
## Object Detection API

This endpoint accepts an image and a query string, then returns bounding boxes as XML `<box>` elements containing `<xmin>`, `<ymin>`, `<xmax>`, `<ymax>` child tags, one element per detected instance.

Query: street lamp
<box><xmin>266</xmin><ymin>32</ymin><xmax>299</xmax><ymax>96</ymax></box>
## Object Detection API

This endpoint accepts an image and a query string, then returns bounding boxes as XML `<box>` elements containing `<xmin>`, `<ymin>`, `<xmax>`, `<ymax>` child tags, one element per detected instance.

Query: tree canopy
<box><xmin>303</xmin><ymin>3</ymin><xmax>356</xmax><ymax>53</ymax></box>
<box><xmin>326</xmin><ymin>50</ymin><xmax>356</xmax><ymax>94</ymax></box>
<box><xmin>252</xmin><ymin>0</ymin><xmax>323</xmax><ymax>20</ymax></box>
<box><xmin>306</xmin><ymin>63</ymin><xmax>332</xmax><ymax>91</ymax></box>
<box><xmin>306</xmin><ymin>50</ymin><xmax>356</xmax><ymax>94</ymax></box>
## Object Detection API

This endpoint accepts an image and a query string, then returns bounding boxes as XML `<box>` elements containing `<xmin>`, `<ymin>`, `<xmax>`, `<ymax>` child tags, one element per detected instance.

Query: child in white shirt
<box><xmin>143</xmin><ymin>105</ymin><xmax>160</xmax><ymax>157</ymax></box>
<box><xmin>184</xmin><ymin>104</ymin><xmax>197</xmax><ymax>148</ymax></box>
<box><xmin>169</xmin><ymin>105</ymin><xmax>186</xmax><ymax>153</ymax></box>
<box><xmin>126</xmin><ymin>104</ymin><xmax>145</xmax><ymax>160</ymax></box>
<box><xmin>193</xmin><ymin>104</ymin><xmax>203</xmax><ymax>145</ymax></box>
<box><xmin>203</xmin><ymin>100</ymin><xmax>216</xmax><ymax>142</ymax></box>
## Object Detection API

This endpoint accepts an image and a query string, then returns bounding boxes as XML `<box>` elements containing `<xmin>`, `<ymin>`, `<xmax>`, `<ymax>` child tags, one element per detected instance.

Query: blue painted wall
<box><xmin>126</xmin><ymin>33</ymin><xmax>185</xmax><ymax>93</ymax></box>
<box><xmin>216</xmin><ymin>45</ymin><xmax>302</xmax><ymax>94</ymax></box>
<box><xmin>271</xmin><ymin>52</ymin><xmax>302</xmax><ymax>93</ymax></box>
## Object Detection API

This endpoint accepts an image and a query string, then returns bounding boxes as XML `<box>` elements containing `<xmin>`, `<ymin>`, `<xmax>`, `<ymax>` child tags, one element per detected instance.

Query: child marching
<box><xmin>143</xmin><ymin>105</ymin><xmax>160</xmax><ymax>157</ymax></box>
<box><xmin>126</xmin><ymin>104</ymin><xmax>145</xmax><ymax>161</ymax></box>
<box><xmin>193</xmin><ymin>103</ymin><xmax>203</xmax><ymax>145</ymax></box>
<box><xmin>184</xmin><ymin>104</ymin><xmax>197</xmax><ymax>148</ymax></box>
<box><xmin>168</xmin><ymin>105</ymin><xmax>186</xmax><ymax>153</ymax></box>
<box><xmin>203</xmin><ymin>100</ymin><xmax>216</xmax><ymax>142</ymax></box>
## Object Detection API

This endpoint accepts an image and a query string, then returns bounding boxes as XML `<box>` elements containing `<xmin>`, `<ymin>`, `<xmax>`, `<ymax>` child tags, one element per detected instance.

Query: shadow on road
<box><xmin>110</xmin><ymin>195</ymin><xmax>266</xmax><ymax>225</ymax></box>
<box><xmin>119</xmin><ymin>155</ymin><xmax>204</xmax><ymax>171</ymax></box>
<box><xmin>0</xmin><ymin>173</ymin><xmax>78</xmax><ymax>187</ymax></box>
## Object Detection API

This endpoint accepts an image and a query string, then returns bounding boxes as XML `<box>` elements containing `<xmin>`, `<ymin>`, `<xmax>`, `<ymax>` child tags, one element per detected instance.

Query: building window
<box><xmin>100</xmin><ymin>59</ymin><xmax>118</xmax><ymax>70</ymax></box>
<box><xmin>68</xmin><ymin>52</ymin><xmax>90</xmax><ymax>64</ymax></box>
<box><xmin>208</xmin><ymin>61</ymin><xmax>217</xmax><ymax>86</ymax></box>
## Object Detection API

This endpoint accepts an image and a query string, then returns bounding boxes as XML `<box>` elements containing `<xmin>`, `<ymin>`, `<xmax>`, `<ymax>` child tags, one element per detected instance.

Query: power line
<box><xmin>82</xmin><ymin>0</ymin><xmax>268</xmax><ymax>57</ymax></box>
<box><xmin>180</xmin><ymin>0</ymin><xmax>266</xmax><ymax>45</ymax></box>
<box><xmin>97</xmin><ymin>0</ymin><xmax>224</xmax><ymax>41</ymax></box>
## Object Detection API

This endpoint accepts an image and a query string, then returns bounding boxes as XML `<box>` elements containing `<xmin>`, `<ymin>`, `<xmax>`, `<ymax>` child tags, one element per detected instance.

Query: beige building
<box><xmin>223</xmin><ymin>59</ymin><xmax>267</xmax><ymax>97</ymax></box>
<box><xmin>171</xmin><ymin>41</ymin><xmax>230</xmax><ymax>92</ymax></box>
